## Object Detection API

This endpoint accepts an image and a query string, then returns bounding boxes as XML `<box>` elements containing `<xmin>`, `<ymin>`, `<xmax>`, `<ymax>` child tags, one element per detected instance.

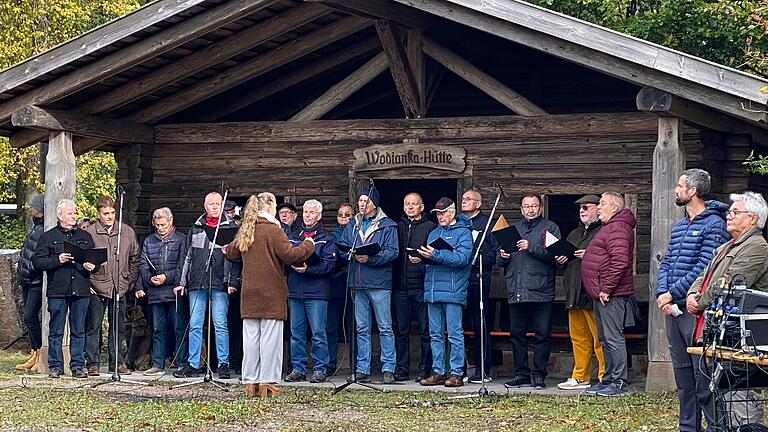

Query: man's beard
<box><xmin>675</xmin><ymin>195</ymin><xmax>691</xmax><ymax>206</ymax></box>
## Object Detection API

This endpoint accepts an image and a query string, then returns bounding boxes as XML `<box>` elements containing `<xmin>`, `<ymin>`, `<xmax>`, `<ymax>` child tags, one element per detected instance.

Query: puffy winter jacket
<box><xmin>498</xmin><ymin>216</ymin><xmax>560</xmax><ymax>303</ymax></box>
<box><xmin>655</xmin><ymin>200</ymin><xmax>730</xmax><ymax>307</ymax></box>
<box><xmin>581</xmin><ymin>208</ymin><xmax>637</xmax><ymax>299</ymax></box>
<box><xmin>18</xmin><ymin>217</ymin><xmax>44</xmax><ymax>287</ymax></box>
<box><xmin>287</xmin><ymin>223</ymin><xmax>338</xmax><ymax>300</ymax></box>
<box><xmin>394</xmin><ymin>214</ymin><xmax>436</xmax><ymax>291</ymax></box>
<box><xmin>139</xmin><ymin>227</ymin><xmax>188</xmax><ymax>304</ymax></box>
<box><xmin>179</xmin><ymin>214</ymin><xmax>241</xmax><ymax>292</ymax></box>
<box><xmin>32</xmin><ymin>225</ymin><xmax>97</xmax><ymax>298</ymax></box>
<box><xmin>423</xmin><ymin>214</ymin><xmax>473</xmax><ymax>305</ymax></box>
<box><xmin>338</xmin><ymin>207</ymin><xmax>399</xmax><ymax>290</ymax></box>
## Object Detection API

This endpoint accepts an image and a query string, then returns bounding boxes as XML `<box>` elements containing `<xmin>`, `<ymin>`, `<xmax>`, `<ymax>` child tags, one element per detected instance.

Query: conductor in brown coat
<box><xmin>224</xmin><ymin>192</ymin><xmax>314</xmax><ymax>398</ymax></box>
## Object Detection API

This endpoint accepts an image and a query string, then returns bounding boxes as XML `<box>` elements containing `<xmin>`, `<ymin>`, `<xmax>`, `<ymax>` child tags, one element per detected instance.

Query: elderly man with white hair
<box><xmin>32</xmin><ymin>199</ymin><xmax>99</xmax><ymax>378</ymax></box>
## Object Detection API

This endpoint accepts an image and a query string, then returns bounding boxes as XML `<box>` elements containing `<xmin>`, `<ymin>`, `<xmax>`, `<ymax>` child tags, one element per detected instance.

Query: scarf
<box><xmin>258</xmin><ymin>210</ymin><xmax>281</xmax><ymax>226</ymax></box>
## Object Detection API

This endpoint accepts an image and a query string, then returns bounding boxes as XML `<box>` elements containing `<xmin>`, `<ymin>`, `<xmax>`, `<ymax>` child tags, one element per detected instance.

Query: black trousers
<box><xmin>21</xmin><ymin>284</ymin><xmax>43</xmax><ymax>349</ymax></box>
<box><xmin>392</xmin><ymin>289</ymin><xmax>431</xmax><ymax>376</ymax></box>
<box><xmin>508</xmin><ymin>302</ymin><xmax>552</xmax><ymax>378</ymax></box>
<box><xmin>466</xmin><ymin>277</ymin><xmax>493</xmax><ymax>375</ymax></box>
<box><xmin>85</xmin><ymin>293</ymin><xmax>126</xmax><ymax>369</ymax></box>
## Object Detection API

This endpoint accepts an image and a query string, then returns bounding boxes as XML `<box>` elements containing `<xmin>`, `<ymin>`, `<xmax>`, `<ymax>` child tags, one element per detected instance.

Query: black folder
<box><xmin>493</xmin><ymin>225</ymin><xmax>522</xmax><ymax>252</ymax></box>
<box><xmin>201</xmin><ymin>224</ymin><xmax>238</xmax><ymax>246</ymax></box>
<box><xmin>64</xmin><ymin>241</ymin><xmax>108</xmax><ymax>265</ymax></box>
<box><xmin>337</xmin><ymin>242</ymin><xmax>382</xmax><ymax>256</ymax></box>
<box><xmin>546</xmin><ymin>239</ymin><xmax>577</xmax><ymax>260</ymax></box>
<box><xmin>405</xmin><ymin>247</ymin><xmax>423</xmax><ymax>258</ymax></box>
<box><xmin>143</xmin><ymin>254</ymin><xmax>161</xmax><ymax>275</ymax></box>
<box><xmin>428</xmin><ymin>237</ymin><xmax>454</xmax><ymax>251</ymax></box>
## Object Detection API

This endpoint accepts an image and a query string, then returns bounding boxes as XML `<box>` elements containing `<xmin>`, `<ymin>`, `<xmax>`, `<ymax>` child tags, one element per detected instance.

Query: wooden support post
<box><xmin>39</xmin><ymin>131</ymin><xmax>77</xmax><ymax>374</ymax></box>
<box><xmin>290</xmin><ymin>51</ymin><xmax>388</xmax><ymax>121</ymax></box>
<box><xmin>375</xmin><ymin>20</ymin><xmax>422</xmax><ymax>118</ymax></box>
<box><xmin>406</xmin><ymin>29</ymin><xmax>426</xmax><ymax>116</ymax></box>
<box><xmin>646</xmin><ymin>117</ymin><xmax>685</xmax><ymax>392</ymax></box>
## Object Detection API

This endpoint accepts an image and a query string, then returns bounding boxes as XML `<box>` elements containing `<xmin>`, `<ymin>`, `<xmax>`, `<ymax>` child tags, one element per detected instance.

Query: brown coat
<box><xmin>85</xmin><ymin>220</ymin><xmax>140</xmax><ymax>298</ymax></box>
<box><xmin>225</xmin><ymin>216</ymin><xmax>313</xmax><ymax>320</ymax></box>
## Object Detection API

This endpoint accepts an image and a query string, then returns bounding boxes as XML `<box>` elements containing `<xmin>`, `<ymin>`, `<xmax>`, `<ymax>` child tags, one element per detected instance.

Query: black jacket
<box><xmin>468</xmin><ymin>211</ymin><xmax>499</xmax><ymax>286</ymax></box>
<box><xmin>32</xmin><ymin>225</ymin><xmax>97</xmax><ymax>298</ymax></box>
<box><xmin>394</xmin><ymin>214</ymin><xmax>436</xmax><ymax>291</ymax></box>
<box><xmin>179</xmin><ymin>214</ymin><xmax>241</xmax><ymax>292</ymax></box>
<box><xmin>18</xmin><ymin>217</ymin><xmax>44</xmax><ymax>287</ymax></box>
<box><xmin>498</xmin><ymin>216</ymin><xmax>560</xmax><ymax>303</ymax></box>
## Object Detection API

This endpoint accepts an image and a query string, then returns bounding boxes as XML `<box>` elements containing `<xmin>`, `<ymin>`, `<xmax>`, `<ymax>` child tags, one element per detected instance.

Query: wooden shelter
<box><xmin>3</xmin><ymin>0</ymin><xmax>768</xmax><ymax>390</ymax></box>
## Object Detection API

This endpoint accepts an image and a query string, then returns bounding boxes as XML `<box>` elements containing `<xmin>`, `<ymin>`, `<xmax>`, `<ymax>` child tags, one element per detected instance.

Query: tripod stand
<box><xmin>333</xmin><ymin>181</ymin><xmax>384</xmax><ymax>395</ymax></box>
<box><xmin>172</xmin><ymin>186</ymin><xmax>232</xmax><ymax>392</ymax></box>
<box><xmin>93</xmin><ymin>186</ymin><xmax>146</xmax><ymax>388</ymax></box>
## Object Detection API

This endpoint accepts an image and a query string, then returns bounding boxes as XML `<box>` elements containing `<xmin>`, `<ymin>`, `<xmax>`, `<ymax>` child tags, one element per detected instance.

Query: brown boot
<box><xmin>420</xmin><ymin>373</ymin><xmax>447</xmax><ymax>386</ymax></box>
<box><xmin>258</xmin><ymin>383</ymin><xmax>281</xmax><ymax>399</ymax></box>
<box><xmin>245</xmin><ymin>383</ymin><xmax>259</xmax><ymax>398</ymax></box>
<box><xmin>15</xmin><ymin>350</ymin><xmax>37</xmax><ymax>370</ymax></box>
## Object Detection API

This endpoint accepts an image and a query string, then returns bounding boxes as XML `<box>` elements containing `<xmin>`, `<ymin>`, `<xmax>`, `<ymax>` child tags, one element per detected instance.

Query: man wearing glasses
<box><xmin>499</xmin><ymin>193</ymin><xmax>560</xmax><ymax>389</ymax></box>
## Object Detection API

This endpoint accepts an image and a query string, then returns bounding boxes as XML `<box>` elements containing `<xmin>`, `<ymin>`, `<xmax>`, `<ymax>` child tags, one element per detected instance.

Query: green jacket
<box><xmin>687</xmin><ymin>229</ymin><xmax>768</xmax><ymax>312</ymax></box>
<box><xmin>563</xmin><ymin>220</ymin><xmax>602</xmax><ymax>309</ymax></box>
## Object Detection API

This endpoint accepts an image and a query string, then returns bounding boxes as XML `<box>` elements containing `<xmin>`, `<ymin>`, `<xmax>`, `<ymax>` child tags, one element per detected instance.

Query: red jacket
<box><xmin>581</xmin><ymin>208</ymin><xmax>637</xmax><ymax>299</ymax></box>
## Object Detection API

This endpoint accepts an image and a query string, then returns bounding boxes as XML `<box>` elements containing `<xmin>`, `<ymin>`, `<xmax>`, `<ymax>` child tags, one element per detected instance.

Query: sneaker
<box><xmin>468</xmin><ymin>373</ymin><xmax>493</xmax><ymax>384</ymax></box>
<box><xmin>445</xmin><ymin>375</ymin><xmax>463</xmax><ymax>387</ymax></box>
<box><xmin>532</xmin><ymin>375</ymin><xmax>546</xmax><ymax>389</ymax></box>
<box><xmin>420</xmin><ymin>373</ymin><xmax>447</xmax><ymax>386</ymax></box>
<box><xmin>173</xmin><ymin>365</ymin><xmax>199</xmax><ymax>378</ymax></box>
<box><xmin>597</xmin><ymin>382</ymin><xmax>629</xmax><ymax>397</ymax></box>
<box><xmin>584</xmin><ymin>381</ymin><xmax>609</xmax><ymax>395</ymax></box>
<box><xmin>218</xmin><ymin>364</ymin><xmax>230</xmax><ymax>380</ymax></box>
<box><xmin>415</xmin><ymin>368</ymin><xmax>431</xmax><ymax>382</ymax></box>
<box><xmin>87</xmin><ymin>366</ymin><xmax>100</xmax><ymax>376</ymax></box>
<box><xmin>310</xmin><ymin>371</ymin><xmax>326</xmax><ymax>383</ymax></box>
<box><xmin>504</xmin><ymin>375</ymin><xmax>531</xmax><ymax>388</ymax></box>
<box><xmin>71</xmin><ymin>369</ymin><xmax>88</xmax><ymax>379</ymax></box>
<box><xmin>557</xmin><ymin>377</ymin><xmax>590</xmax><ymax>390</ymax></box>
<box><xmin>143</xmin><ymin>367</ymin><xmax>164</xmax><ymax>376</ymax></box>
<box><xmin>48</xmin><ymin>368</ymin><xmax>63</xmax><ymax>378</ymax></box>
<box><xmin>346</xmin><ymin>372</ymin><xmax>371</xmax><ymax>383</ymax></box>
<box><xmin>382</xmin><ymin>372</ymin><xmax>395</xmax><ymax>384</ymax></box>
<box><xmin>284</xmin><ymin>371</ymin><xmax>305</xmax><ymax>382</ymax></box>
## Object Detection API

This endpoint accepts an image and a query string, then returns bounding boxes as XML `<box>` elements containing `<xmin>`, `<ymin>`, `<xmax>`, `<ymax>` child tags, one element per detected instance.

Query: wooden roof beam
<box><xmin>375</xmin><ymin>20</ymin><xmax>422</xmax><ymax>118</ymax></box>
<box><xmin>423</xmin><ymin>37</ymin><xmax>546</xmax><ymax>116</ymax></box>
<box><xmin>0</xmin><ymin>0</ymin><xmax>273</xmax><ymax>128</ymax></box>
<box><xmin>202</xmin><ymin>37</ymin><xmax>381</xmax><ymax>122</ymax></box>
<box><xmin>129</xmin><ymin>15</ymin><xmax>372</xmax><ymax>125</ymax></box>
<box><xmin>407</xmin><ymin>29</ymin><xmax>426</xmax><ymax>116</ymax></box>
<box><xmin>309</xmin><ymin>0</ymin><xmax>439</xmax><ymax>30</ymax></box>
<box><xmin>290</xmin><ymin>51</ymin><xmax>388</xmax><ymax>121</ymax></box>
<box><xmin>11</xmin><ymin>105</ymin><xmax>154</xmax><ymax>144</ymax></box>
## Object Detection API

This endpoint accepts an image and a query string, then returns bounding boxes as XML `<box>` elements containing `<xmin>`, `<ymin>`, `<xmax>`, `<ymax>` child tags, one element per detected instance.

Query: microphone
<box><xmin>494</xmin><ymin>181</ymin><xmax>506</xmax><ymax>197</ymax></box>
<box><xmin>221</xmin><ymin>181</ymin><xmax>231</xmax><ymax>192</ymax></box>
<box><xmin>116</xmin><ymin>184</ymin><xmax>125</xmax><ymax>196</ymax></box>
<box><xmin>368</xmin><ymin>178</ymin><xmax>376</xmax><ymax>190</ymax></box>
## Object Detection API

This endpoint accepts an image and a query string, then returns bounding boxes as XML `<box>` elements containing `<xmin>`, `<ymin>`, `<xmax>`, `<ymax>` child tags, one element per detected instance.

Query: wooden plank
<box><xmin>290</xmin><ymin>51</ymin><xmax>388</xmax><ymax>121</ymax></box>
<box><xmin>0</xmin><ymin>0</ymin><xmax>209</xmax><ymax>93</ymax></box>
<box><xmin>422</xmin><ymin>38</ymin><xmax>546</xmax><ymax>116</ymax></box>
<box><xmin>129</xmin><ymin>15</ymin><xmax>371</xmax><ymax>124</ymax></box>
<box><xmin>10</xmin><ymin>105</ymin><xmax>154</xmax><ymax>144</ymax></box>
<box><xmin>201</xmin><ymin>37</ymin><xmax>381</xmax><ymax>122</ymax></box>
<box><xmin>407</xmin><ymin>29</ymin><xmax>426</xmax><ymax>116</ymax></box>
<box><xmin>311</xmin><ymin>0</ymin><xmax>440</xmax><ymax>30</ymax></box>
<box><xmin>0</xmin><ymin>0</ymin><xmax>272</xmax><ymax>127</ymax></box>
<box><xmin>375</xmin><ymin>20</ymin><xmax>422</xmax><ymax>118</ymax></box>
<box><xmin>392</xmin><ymin>0</ymin><xmax>768</xmax><ymax>125</ymax></box>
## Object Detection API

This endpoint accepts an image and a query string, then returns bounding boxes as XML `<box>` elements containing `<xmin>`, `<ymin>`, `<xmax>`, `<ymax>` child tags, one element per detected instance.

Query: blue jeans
<box><xmin>150</xmin><ymin>301</ymin><xmax>189</xmax><ymax>369</ymax></box>
<box><xmin>48</xmin><ymin>296</ymin><xmax>90</xmax><ymax>372</ymax></box>
<box><xmin>188</xmin><ymin>289</ymin><xmax>229</xmax><ymax>368</ymax></box>
<box><xmin>289</xmin><ymin>298</ymin><xmax>330</xmax><ymax>374</ymax></box>
<box><xmin>354</xmin><ymin>289</ymin><xmax>396</xmax><ymax>374</ymax></box>
<box><xmin>428</xmin><ymin>302</ymin><xmax>465</xmax><ymax>376</ymax></box>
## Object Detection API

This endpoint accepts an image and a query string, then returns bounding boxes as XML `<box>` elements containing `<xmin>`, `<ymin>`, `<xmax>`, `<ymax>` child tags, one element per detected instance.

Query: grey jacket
<box><xmin>498</xmin><ymin>216</ymin><xmax>560</xmax><ymax>303</ymax></box>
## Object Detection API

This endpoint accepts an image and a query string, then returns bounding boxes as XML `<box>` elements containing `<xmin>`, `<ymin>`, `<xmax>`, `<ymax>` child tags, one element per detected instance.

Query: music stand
<box><xmin>93</xmin><ymin>185</ymin><xmax>147</xmax><ymax>388</ymax></box>
<box><xmin>171</xmin><ymin>185</ymin><xmax>232</xmax><ymax>392</ymax></box>
<box><xmin>333</xmin><ymin>181</ymin><xmax>384</xmax><ymax>395</ymax></box>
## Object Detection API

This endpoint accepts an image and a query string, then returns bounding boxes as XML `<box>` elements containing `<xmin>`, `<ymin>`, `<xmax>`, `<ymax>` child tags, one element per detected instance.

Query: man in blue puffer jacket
<box><xmin>418</xmin><ymin>197</ymin><xmax>473</xmax><ymax>388</ymax></box>
<box><xmin>339</xmin><ymin>189</ymin><xmax>399</xmax><ymax>383</ymax></box>
<box><xmin>655</xmin><ymin>169</ymin><xmax>729</xmax><ymax>431</ymax></box>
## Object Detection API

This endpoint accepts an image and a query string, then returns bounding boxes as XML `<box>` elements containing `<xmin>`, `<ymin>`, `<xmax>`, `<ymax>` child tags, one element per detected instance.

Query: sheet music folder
<box><xmin>64</xmin><ymin>241</ymin><xmax>108</xmax><ymax>265</ymax></box>
<box><xmin>491</xmin><ymin>215</ymin><xmax>522</xmax><ymax>252</ymax></box>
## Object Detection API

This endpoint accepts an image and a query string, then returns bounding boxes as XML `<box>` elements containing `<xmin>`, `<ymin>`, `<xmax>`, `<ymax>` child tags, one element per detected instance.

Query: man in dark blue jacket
<box><xmin>656</xmin><ymin>169</ymin><xmax>729</xmax><ymax>431</ymax></box>
<box><xmin>339</xmin><ymin>189</ymin><xmax>399</xmax><ymax>384</ymax></box>
<box><xmin>285</xmin><ymin>199</ymin><xmax>338</xmax><ymax>384</ymax></box>
<box><xmin>137</xmin><ymin>207</ymin><xmax>189</xmax><ymax>376</ymax></box>
<box><xmin>499</xmin><ymin>193</ymin><xmax>560</xmax><ymax>389</ymax></box>
<box><xmin>33</xmin><ymin>199</ymin><xmax>99</xmax><ymax>378</ymax></box>
<box><xmin>393</xmin><ymin>192</ymin><xmax>436</xmax><ymax>382</ymax></box>
<box><xmin>418</xmin><ymin>197</ymin><xmax>473</xmax><ymax>388</ymax></box>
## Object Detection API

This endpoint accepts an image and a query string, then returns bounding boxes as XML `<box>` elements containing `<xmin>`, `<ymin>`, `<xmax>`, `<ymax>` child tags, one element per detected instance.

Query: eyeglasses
<box><xmin>726</xmin><ymin>209</ymin><xmax>751</xmax><ymax>217</ymax></box>
<box><xmin>522</xmin><ymin>204</ymin><xmax>540</xmax><ymax>210</ymax></box>
<box><xmin>580</xmin><ymin>205</ymin><xmax>595</xmax><ymax>211</ymax></box>
<box><xmin>337</xmin><ymin>212</ymin><xmax>352</xmax><ymax>217</ymax></box>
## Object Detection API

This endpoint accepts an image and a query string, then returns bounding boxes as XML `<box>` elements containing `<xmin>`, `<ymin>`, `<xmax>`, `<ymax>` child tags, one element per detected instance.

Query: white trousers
<box><xmin>241</xmin><ymin>318</ymin><xmax>283</xmax><ymax>384</ymax></box>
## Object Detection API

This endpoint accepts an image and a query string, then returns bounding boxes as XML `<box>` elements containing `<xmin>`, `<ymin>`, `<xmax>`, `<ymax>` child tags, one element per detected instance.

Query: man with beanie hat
<box><xmin>15</xmin><ymin>194</ymin><xmax>45</xmax><ymax>371</ymax></box>
<box><xmin>338</xmin><ymin>188</ymin><xmax>399</xmax><ymax>384</ymax></box>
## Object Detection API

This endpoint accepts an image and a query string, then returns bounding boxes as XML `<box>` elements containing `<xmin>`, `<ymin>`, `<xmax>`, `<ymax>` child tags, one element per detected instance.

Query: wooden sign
<box><xmin>352</xmin><ymin>143</ymin><xmax>466</xmax><ymax>172</ymax></box>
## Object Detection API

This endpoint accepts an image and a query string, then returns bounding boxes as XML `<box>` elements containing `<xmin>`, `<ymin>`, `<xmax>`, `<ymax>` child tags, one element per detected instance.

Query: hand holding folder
<box><xmin>491</xmin><ymin>215</ymin><xmax>522</xmax><ymax>253</ymax></box>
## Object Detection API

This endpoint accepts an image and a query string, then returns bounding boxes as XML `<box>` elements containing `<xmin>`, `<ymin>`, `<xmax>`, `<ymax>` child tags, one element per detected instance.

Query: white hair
<box><xmin>56</xmin><ymin>199</ymin><xmax>75</xmax><ymax>216</ymax></box>
<box><xmin>303</xmin><ymin>199</ymin><xmax>323</xmax><ymax>214</ymax></box>
<box><xmin>730</xmin><ymin>191</ymin><xmax>768</xmax><ymax>229</ymax></box>
<box><xmin>152</xmin><ymin>207</ymin><xmax>174</xmax><ymax>222</ymax></box>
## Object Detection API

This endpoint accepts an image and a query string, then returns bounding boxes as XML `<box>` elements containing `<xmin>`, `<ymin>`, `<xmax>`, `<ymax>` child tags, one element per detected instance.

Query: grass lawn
<box><xmin>0</xmin><ymin>350</ymin><xmax>677</xmax><ymax>431</ymax></box>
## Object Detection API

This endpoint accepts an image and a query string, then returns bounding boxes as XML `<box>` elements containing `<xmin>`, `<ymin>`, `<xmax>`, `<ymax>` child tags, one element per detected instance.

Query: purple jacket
<box><xmin>581</xmin><ymin>208</ymin><xmax>637</xmax><ymax>299</ymax></box>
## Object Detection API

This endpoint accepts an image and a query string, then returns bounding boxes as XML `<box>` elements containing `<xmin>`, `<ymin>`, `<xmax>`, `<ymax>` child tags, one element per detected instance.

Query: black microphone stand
<box><xmin>333</xmin><ymin>180</ymin><xmax>384</xmax><ymax>395</ymax></box>
<box><xmin>93</xmin><ymin>185</ymin><xmax>147</xmax><ymax>388</ymax></box>
<box><xmin>172</xmin><ymin>185</ymin><xmax>231</xmax><ymax>392</ymax></box>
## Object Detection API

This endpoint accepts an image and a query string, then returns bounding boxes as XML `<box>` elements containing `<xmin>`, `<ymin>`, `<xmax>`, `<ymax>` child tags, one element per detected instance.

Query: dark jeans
<box><xmin>85</xmin><ymin>294</ymin><xmax>126</xmax><ymax>369</ymax></box>
<box><xmin>150</xmin><ymin>300</ymin><xmax>189</xmax><ymax>369</ymax></box>
<box><xmin>466</xmin><ymin>278</ymin><xmax>493</xmax><ymax>375</ymax></box>
<box><xmin>508</xmin><ymin>302</ymin><xmax>552</xmax><ymax>378</ymax></box>
<box><xmin>326</xmin><ymin>295</ymin><xmax>353</xmax><ymax>373</ymax></box>
<box><xmin>21</xmin><ymin>284</ymin><xmax>43</xmax><ymax>349</ymax></box>
<box><xmin>392</xmin><ymin>289</ymin><xmax>431</xmax><ymax>376</ymax></box>
<box><xmin>593</xmin><ymin>297</ymin><xmax>628</xmax><ymax>385</ymax></box>
<box><xmin>48</xmin><ymin>296</ymin><xmax>89</xmax><ymax>371</ymax></box>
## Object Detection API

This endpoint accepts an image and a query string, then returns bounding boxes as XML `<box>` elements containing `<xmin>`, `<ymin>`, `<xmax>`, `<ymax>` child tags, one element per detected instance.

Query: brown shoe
<box><xmin>15</xmin><ymin>349</ymin><xmax>37</xmax><ymax>370</ymax></box>
<box><xmin>245</xmin><ymin>383</ymin><xmax>259</xmax><ymax>398</ymax></box>
<box><xmin>117</xmin><ymin>365</ymin><xmax>133</xmax><ymax>375</ymax></box>
<box><xmin>444</xmin><ymin>375</ymin><xmax>464</xmax><ymax>387</ymax></box>
<box><xmin>420</xmin><ymin>373</ymin><xmax>447</xmax><ymax>386</ymax></box>
<box><xmin>259</xmin><ymin>383</ymin><xmax>281</xmax><ymax>399</ymax></box>
<box><xmin>87</xmin><ymin>366</ymin><xmax>100</xmax><ymax>376</ymax></box>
